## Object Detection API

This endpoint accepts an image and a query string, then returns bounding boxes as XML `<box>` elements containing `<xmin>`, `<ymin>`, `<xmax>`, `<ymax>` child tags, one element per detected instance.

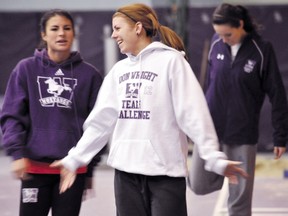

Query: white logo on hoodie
<box><xmin>37</xmin><ymin>76</ymin><xmax>77</xmax><ymax>108</ymax></box>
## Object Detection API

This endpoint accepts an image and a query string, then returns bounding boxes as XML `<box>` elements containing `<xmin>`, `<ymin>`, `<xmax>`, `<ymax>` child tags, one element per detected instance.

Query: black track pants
<box><xmin>19</xmin><ymin>173</ymin><xmax>85</xmax><ymax>216</ymax></box>
<box><xmin>114</xmin><ymin>169</ymin><xmax>187</xmax><ymax>216</ymax></box>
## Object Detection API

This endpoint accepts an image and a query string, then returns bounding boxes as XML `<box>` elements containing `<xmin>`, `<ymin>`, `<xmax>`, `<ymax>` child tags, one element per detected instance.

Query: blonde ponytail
<box><xmin>114</xmin><ymin>3</ymin><xmax>188</xmax><ymax>59</ymax></box>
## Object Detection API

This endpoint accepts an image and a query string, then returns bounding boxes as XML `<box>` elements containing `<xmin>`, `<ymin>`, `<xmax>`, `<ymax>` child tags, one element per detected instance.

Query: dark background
<box><xmin>1</xmin><ymin>5</ymin><xmax>288</xmax><ymax>151</ymax></box>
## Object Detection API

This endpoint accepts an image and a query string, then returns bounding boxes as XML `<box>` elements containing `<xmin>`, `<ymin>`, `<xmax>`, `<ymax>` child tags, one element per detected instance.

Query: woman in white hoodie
<box><xmin>53</xmin><ymin>3</ymin><xmax>247</xmax><ymax>216</ymax></box>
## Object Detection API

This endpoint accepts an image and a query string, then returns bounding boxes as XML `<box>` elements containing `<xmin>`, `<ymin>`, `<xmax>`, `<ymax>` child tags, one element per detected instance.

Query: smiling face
<box><xmin>41</xmin><ymin>15</ymin><xmax>74</xmax><ymax>61</ymax></box>
<box><xmin>213</xmin><ymin>21</ymin><xmax>246</xmax><ymax>46</ymax></box>
<box><xmin>111</xmin><ymin>16</ymin><xmax>141</xmax><ymax>56</ymax></box>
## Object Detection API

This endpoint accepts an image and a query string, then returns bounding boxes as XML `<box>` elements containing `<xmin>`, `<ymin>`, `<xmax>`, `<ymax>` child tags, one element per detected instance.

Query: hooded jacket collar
<box><xmin>126</xmin><ymin>41</ymin><xmax>185</xmax><ymax>62</ymax></box>
<box><xmin>34</xmin><ymin>49</ymin><xmax>83</xmax><ymax>68</ymax></box>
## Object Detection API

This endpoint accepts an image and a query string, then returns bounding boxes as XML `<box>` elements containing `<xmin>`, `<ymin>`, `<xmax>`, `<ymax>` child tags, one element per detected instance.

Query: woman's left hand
<box><xmin>224</xmin><ymin>161</ymin><xmax>249</xmax><ymax>184</ymax></box>
<box><xmin>274</xmin><ymin>146</ymin><xmax>286</xmax><ymax>159</ymax></box>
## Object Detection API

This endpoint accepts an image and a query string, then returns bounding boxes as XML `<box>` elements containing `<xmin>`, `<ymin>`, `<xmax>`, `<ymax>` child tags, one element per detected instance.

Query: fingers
<box><xmin>274</xmin><ymin>148</ymin><xmax>280</xmax><ymax>159</ymax></box>
<box><xmin>274</xmin><ymin>147</ymin><xmax>286</xmax><ymax>159</ymax></box>
<box><xmin>11</xmin><ymin>158</ymin><xmax>29</xmax><ymax>180</ymax></box>
<box><xmin>13</xmin><ymin>170</ymin><xmax>30</xmax><ymax>180</ymax></box>
<box><xmin>59</xmin><ymin>177</ymin><xmax>76</xmax><ymax>193</ymax></box>
<box><xmin>60</xmin><ymin>177</ymin><xmax>75</xmax><ymax>193</ymax></box>
<box><xmin>12</xmin><ymin>168</ymin><xmax>32</xmax><ymax>180</ymax></box>
<box><xmin>49</xmin><ymin>160</ymin><xmax>76</xmax><ymax>193</ymax></box>
<box><xmin>50</xmin><ymin>160</ymin><xmax>63</xmax><ymax>168</ymax></box>
<box><xmin>59</xmin><ymin>168</ymin><xmax>76</xmax><ymax>193</ymax></box>
<box><xmin>224</xmin><ymin>160</ymin><xmax>249</xmax><ymax>184</ymax></box>
<box><xmin>19</xmin><ymin>173</ymin><xmax>33</xmax><ymax>180</ymax></box>
<box><xmin>226</xmin><ymin>161</ymin><xmax>242</xmax><ymax>166</ymax></box>
<box><xmin>233</xmin><ymin>165</ymin><xmax>249</xmax><ymax>178</ymax></box>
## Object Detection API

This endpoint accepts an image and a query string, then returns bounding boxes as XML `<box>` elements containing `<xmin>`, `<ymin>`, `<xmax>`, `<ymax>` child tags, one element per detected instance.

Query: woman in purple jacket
<box><xmin>0</xmin><ymin>9</ymin><xmax>103</xmax><ymax>216</ymax></box>
<box><xmin>205</xmin><ymin>3</ymin><xmax>288</xmax><ymax>216</ymax></box>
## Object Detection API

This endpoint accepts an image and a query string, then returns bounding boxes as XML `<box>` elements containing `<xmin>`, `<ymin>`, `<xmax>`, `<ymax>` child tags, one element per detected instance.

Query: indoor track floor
<box><xmin>1</xmin><ymin>150</ymin><xmax>288</xmax><ymax>216</ymax></box>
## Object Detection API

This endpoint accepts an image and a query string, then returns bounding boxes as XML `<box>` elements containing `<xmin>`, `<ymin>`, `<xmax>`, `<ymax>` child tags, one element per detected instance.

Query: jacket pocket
<box><xmin>108</xmin><ymin>139</ymin><xmax>164</xmax><ymax>172</ymax></box>
<box><xmin>27</xmin><ymin>128</ymin><xmax>77</xmax><ymax>159</ymax></box>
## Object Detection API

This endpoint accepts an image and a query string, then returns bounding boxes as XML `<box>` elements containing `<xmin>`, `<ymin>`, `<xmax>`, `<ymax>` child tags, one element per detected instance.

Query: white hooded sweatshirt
<box><xmin>62</xmin><ymin>42</ymin><xmax>228</xmax><ymax>177</ymax></box>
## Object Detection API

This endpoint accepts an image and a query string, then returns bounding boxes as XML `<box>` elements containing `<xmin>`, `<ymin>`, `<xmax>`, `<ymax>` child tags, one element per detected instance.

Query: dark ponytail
<box><xmin>212</xmin><ymin>3</ymin><xmax>261</xmax><ymax>34</ymax></box>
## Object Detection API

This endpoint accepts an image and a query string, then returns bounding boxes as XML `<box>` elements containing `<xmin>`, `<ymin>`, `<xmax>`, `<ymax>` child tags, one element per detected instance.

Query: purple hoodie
<box><xmin>0</xmin><ymin>49</ymin><xmax>103</xmax><ymax>162</ymax></box>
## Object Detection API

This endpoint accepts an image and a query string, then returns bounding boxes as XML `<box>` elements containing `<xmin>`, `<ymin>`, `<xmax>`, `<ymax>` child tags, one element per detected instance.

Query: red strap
<box><xmin>26</xmin><ymin>160</ymin><xmax>87</xmax><ymax>174</ymax></box>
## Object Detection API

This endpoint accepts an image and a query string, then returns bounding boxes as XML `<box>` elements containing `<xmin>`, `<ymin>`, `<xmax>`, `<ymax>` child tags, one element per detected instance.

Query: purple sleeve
<box><xmin>0</xmin><ymin>65</ymin><xmax>30</xmax><ymax>160</ymax></box>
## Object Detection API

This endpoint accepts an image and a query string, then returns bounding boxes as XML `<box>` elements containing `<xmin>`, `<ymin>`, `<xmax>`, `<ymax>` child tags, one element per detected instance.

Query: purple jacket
<box><xmin>205</xmin><ymin>33</ymin><xmax>288</xmax><ymax>147</ymax></box>
<box><xmin>0</xmin><ymin>49</ymin><xmax>103</xmax><ymax>162</ymax></box>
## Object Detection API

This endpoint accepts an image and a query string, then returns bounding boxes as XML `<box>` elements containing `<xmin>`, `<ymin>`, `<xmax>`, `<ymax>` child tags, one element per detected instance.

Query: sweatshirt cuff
<box><xmin>210</xmin><ymin>159</ymin><xmax>228</xmax><ymax>175</ymax></box>
<box><xmin>61</xmin><ymin>154</ymin><xmax>83</xmax><ymax>172</ymax></box>
<box><xmin>204</xmin><ymin>151</ymin><xmax>228</xmax><ymax>175</ymax></box>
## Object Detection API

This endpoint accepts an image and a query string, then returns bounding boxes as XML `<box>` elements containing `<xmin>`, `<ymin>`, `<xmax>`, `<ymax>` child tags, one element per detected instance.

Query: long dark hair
<box><xmin>38</xmin><ymin>9</ymin><xmax>75</xmax><ymax>49</ymax></box>
<box><xmin>212</xmin><ymin>3</ymin><xmax>261</xmax><ymax>35</ymax></box>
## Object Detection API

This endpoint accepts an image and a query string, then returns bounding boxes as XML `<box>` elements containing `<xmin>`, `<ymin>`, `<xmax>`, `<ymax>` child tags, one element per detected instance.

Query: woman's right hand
<box><xmin>50</xmin><ymin>160</ymin><xmax>76</xmax><ymax>193</ymax></box>
<box><xmin>11</xmin><ymin>158</ymin><xmax>30</xmax><ymax>180</ymax></box>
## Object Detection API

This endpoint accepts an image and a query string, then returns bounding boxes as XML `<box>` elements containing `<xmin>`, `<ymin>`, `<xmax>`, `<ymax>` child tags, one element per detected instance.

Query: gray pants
<box><xmin>222</xmin><ymin>144</ymin><xmax>257</xmax><ymax>216</ymax></box>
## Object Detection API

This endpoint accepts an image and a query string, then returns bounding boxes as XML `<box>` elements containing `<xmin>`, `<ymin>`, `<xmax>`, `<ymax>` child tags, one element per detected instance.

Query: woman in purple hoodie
<box><xmin>0</xmin><ymin>9</ymin><xmax>103</xmax><ymax>216</ymax></box>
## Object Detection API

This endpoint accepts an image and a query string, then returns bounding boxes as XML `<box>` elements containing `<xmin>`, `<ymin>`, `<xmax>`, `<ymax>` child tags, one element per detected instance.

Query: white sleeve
<box><xmin>62</xmin><ymin>71</ymin><xmax>119</xmax><ymax>171</ymax></box>
<box><xmin>170</xmin><ymin>56</ymin><xmax>228</xmax><ymax>175</ymax></box>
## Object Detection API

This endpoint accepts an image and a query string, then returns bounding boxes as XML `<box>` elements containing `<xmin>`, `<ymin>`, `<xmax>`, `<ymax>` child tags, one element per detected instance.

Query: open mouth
<box><xmin>56</xmin><ymin>40</ymin><xmax>68</xmax><ymax>44</ymax></box>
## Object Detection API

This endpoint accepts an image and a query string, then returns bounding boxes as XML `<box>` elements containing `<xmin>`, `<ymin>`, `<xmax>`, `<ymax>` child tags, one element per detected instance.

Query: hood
<box><xmin>126</xmin><ymin>41</ymin><xmax>186</xmax><ymax>62</ymax></box>
<box><xmin>34</xmin><ymin>49</ymin><xmax>83</xmax><ymax>68</ymax></box>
